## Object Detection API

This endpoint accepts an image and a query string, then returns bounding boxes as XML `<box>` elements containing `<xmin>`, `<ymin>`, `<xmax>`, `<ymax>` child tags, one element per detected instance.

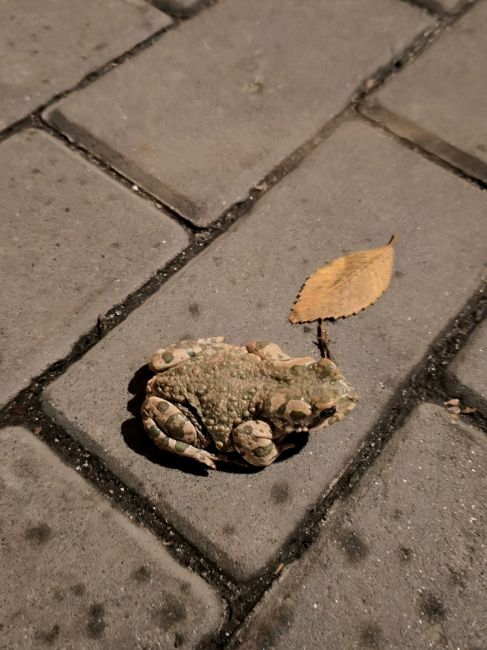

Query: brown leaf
<box><xmin>289</xmin><ymin>236</ymin><xmax>396</xmax><ymax>323</ymax></box>
<box><xmin>444</xmin><ymin>398</ymin><xmax>461</xmax><ymax>416</ymax></box>
<box><xmin>461</xmin><ymin>406</ymin><xmax>478</xmax><ymax>414</ymax></box>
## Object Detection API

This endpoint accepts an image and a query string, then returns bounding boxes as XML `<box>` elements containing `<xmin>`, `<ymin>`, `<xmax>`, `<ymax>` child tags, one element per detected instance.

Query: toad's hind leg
<box><xmin>142</xmin><ymin>396</ymin><xmax>218</xmax><ymax>469</ymax></box>
<box><xmin>149</xmin><ymin>337</ymin><xmax>226</xmax><ymax>372</ymax></box>
<box><xmin>232</xmin><ymin>420</ymin><xmax>295</xmax><ymax>467</ymax></box>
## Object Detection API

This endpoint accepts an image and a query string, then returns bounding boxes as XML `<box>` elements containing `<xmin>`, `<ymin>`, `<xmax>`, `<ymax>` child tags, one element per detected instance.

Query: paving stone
<box><xmin>0</xmin><ymin>0</ymin><xmax>170</xmax><ymax>131</ymax></box>
<box><xmin>235</xmin><ymin>404</ymin><xmax>487</xmax><ymax>649</ymax></box>
<box><xmin>0</xmin><ymin>426</ymin><xmax>222</xmax><ymax>649</ymax></box>
<box><xmin>43</xmin><ymin>121</ymin><xmax>487</xmax><ymax>580</ymax></box>
<box><xmin>44</xmin><ymin>0</ymin><xmax>430</xmax><ymax>225</ymax></box>
<box><xmin>367</xmin><ymin>1</ymin><xmax>487</xmax><ymax>181</ymax></box>
<box><xmin>447</xmin><ymin>320</ymin><xmax>487</xmax><ymax>414</ymax></box>
<box><xmin>0</xmin><ymin>129</ymin><xmax>188</xmax><ymax>408</ymax></box>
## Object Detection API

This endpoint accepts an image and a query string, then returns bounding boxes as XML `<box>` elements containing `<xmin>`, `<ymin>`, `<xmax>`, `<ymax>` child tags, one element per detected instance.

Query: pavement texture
<box><xmin>364</xmin><ymin>0</ymin><xmax>487</xmax><ymax>182</ymax></box>
<box><xmin>0</xmin><ymin>427</ymin><xmax>222</xmax><ymax>650</ymax></box>
<box><xmin>234</xmin><ymin>405</ymin><xmax>487</xmax><ymax>649</ymax></box>
<box><xmin>0</xmin><ymin>129</ymin><xmax>188</xmax><ymax>408</ymax></box>
<box><xmin>0</xmin><ymin>0</ymin><xmax>170</xmax><ymax>130</ymax></box>
<box><xmin>44</xmin><ymin>0</ymin><xmax>431</xmax><ymax>225</ymax></box>
<box><xmin>1</xmin><ymin>0</ymin><xmax>486</xmax><ymax>648</ymax></box>
<box><xmin>446</xmin><ymin>320</ymin><xmax>487</xmax><ymax>414</ymax></box>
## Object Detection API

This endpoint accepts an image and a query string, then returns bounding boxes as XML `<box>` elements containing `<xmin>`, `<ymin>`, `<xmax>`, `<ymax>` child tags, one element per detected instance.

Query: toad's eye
<box><xmin>319</xmin><ymin>407</ymin><xmax>336</xmax><ymax>419</ymax></box>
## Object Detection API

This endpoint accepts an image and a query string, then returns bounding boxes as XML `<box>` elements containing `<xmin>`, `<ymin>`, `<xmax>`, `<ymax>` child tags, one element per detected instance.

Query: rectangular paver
<box><xmin>0</xmin><ymin>129</ymin><xmax>188</xmax><ymax>408</ymax></box>
<box><xmin>44</xmin><ymin>0</ymin><xmax>430</xmax><ymax>225</ymax></box>
<box><xmin>0</xmin><ymin>0</ymin><xmax>170</xmax><ymax>130</ymax></box>
<box><xmin>447</xmin><ymin>320</ymin><xmax>487</xmax><ymax>415</ymax></box>
<box><xmin>235</xmin><ymin>404</ymin><xmax>487</xmax><ymax>649</ymax></box>
<box><xmin>0</xmin><ymin>426</ymin><xmax>222</xmax><ymax>649</ymax></box>
<box><xmin>365</xmin><ymin>1</ymin><xmax>487</xmax><ymax>181</ymax></box>
<box><xmin>43</xmin><ymin>121</ymin><xmax>487</xmax><ymax>580</ymax></box>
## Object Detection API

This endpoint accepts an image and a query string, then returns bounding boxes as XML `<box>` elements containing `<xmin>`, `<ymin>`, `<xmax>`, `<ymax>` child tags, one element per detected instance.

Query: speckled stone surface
<box><xmin>44</xmin><ymin>0</ymin><xmax>430</xmax><ymax>225</ymax></box>
<box><xmin>373</xmin><ymin>1</ymin><xmax>487</xmax><ymax>176</ymax></box>
<box><xmin>43</xmin><ymin>121</ymin><xmax>487</xmax><ymax>580</ymax></box>
<box><xmin>0</xmin><ymin>129</ymin><xmax>188</xmax><ymax>408</ymax></box>
<box><xmin>0</xmin><ymin>0</ymin><xmax>170</xmax><ymax>129</ymax></box>
<box><xmin>0</xmin><ymin>426</ymin><xmax>222</xmax><ymax>649</ymax></box>
<box><xmin>447</xmin><ymin>319</ymin><xmax>487</xmax><ymax>414</ymax></box>
<box><xmin>235</xmin><ymin>405</ymin><xmax>487</xmax><ymax>649</ymax></box>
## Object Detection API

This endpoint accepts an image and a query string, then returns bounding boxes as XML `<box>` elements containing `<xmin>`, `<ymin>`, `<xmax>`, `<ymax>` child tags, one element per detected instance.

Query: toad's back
<box><xmin>153</xmin><ymin>348</ymin><xmax>289</xmax><ymax>430</ymax></box>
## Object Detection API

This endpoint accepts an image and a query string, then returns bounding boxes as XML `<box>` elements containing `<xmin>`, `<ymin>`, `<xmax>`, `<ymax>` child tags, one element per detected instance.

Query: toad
<box><xmin>141</xmin><ymin>337</ymin><xmax>357</xmax><ymax>469</ymax></box>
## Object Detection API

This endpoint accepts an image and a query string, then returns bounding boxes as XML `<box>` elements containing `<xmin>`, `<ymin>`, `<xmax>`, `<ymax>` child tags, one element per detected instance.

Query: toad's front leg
<box><xmin>149</xmin><ymin>337</ymin><xmax>228</xmax><ymax>372</ymax></box>
<box><xmin>142</xmin><ymin>396</ymin><xmax>218</xmax><ymax>469</ymax></box>
<box><xmin>231</xmin><ymin>420</ymin><xmax>295</xmax><ymax>467</ymax></box>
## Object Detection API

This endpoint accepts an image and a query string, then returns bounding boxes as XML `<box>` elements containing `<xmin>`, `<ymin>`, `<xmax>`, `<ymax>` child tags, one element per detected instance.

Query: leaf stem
<box><xmin>317</xmin><ymin>319</ymin><xmax>332</xmax><ymax>360</ymax></box>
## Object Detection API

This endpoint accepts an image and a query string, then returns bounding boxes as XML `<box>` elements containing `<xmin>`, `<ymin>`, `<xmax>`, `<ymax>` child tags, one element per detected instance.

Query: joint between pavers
<box><xmin>410</xmin><ymin>0</ymin><xmax>480</xmax><ymax>15</ymax></box>
<box><xmin>353</xmin><ymin>23</ymin><xmax>443</xmax><ymax>104</ymax></box>
<box><xmin>356</xmin><ymin>109</ymin><xmax>487</xmax><ymax>191</ymax></box>
<box><xmin>36</xmin><ymin>114</ymin><xmax>199</xmax><ymax>234</ymax></box>
<box><xmin>2</xmin><ymin>4</ymin><xmax>486</xmax><ymax>642</ymax></box>
<box><xmin>354</xmin><ymin>0</ymin><xmax>487</xmax><ymax>190</ymax></box>
<box><xmin>0</xmin><ymin>0</ymin><xmax>227</xmax><ymax>145</ymax></box>
<box><xmin>147</xmin><ymin>0</ymin><xmax>221</xmax><ymax>20</ymax></box>
<box><xmin>0</xmin><ymin>22</ymin><xmax>176</xmax><ymax>145</ymax></box>
<box><xmin>0</xmin><ymin>106</ymin><xmax>351</xmax><ymax>419</ymax></box>
<box><xmin>2</xmin><ymin>276</ymin><xmax>484</xmax><ymax>649</ymax></box>
<box><xmin>0</xmin><ymin>409</ymin><xmax>239</xmax><ymax>610</ymax></box>
<box><xmin>354</xmin><ymin>0</ymin><xmax>481</xmax><ymax>106</ymax></box>
<box><xmin>397</xmin><ymin>0</ymin><xmax>447</xmax><ymax>17</ymax></box>
<box><xmin>203</xmin><ymin>282</ymin><xmax>487</xmax><ymax>649</ymax></box>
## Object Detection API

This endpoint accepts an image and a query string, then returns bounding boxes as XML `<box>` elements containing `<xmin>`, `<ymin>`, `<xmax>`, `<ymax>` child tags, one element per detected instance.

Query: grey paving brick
<box><xmin>0</xmin><ymin>426</ymin><xmax>222</xmax><ymax>649</ymax></box>
<box><xmin>44</xmin><ymin>0</ymin><xmax>431</xmax><ymax>225</ymax></box>
<box><xmin>367</xmin><ymin>1</ymin><xmax>487</xmax><ymax>181</ymax></box>
<box><xmin>0</xmin><ymin>0</ymin><xmax>170</xmax><ymax>130</ymax></box>
<box><xmin>447</xmin><ymin>320</ymin><xmax>487</xmax><ymax>414</ymax></box>
<box><xmin>235</xmin><ymin>404</ymin><xmax>487</xmax><ymax>649</ymax></box>
<box><xmin>0</xmin><ymin>129</ymin><xmax>188</xmax><ymax>408</ymax></box>
<box><xmin>43</xmin><ymin>121</ymin><xmax>487</xmax><ymax>580</ymax></box>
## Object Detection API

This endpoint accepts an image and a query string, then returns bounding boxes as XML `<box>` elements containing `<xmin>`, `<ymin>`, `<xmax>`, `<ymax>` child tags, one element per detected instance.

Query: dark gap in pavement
<box><xmin>148</xmin><ymin>0</ymin><xmax>221</xmax><ymax>20</ymax></box>
<box><xmin>210</xmin><ymin>281</ymin><xmax>487</xmax><ymax>650</ymax></box>
<box><xmin>357</xmin><ymin>109</ymin><xmax>487</xmax><ymax>192</ymax></box>
<box><xmin>0</xmin><ymin>0</ymin><xmax>486</xmax><ymax>646</ymax></box>
<box><xmin>398</xmin><ymin>0</ymin><xmax>446</xmax><ymax>17</ymax></box>
<box><xmin>354</xmin><ymin>0</ymin><xmax>480</xmax><ymax>105</ymax></box>
<box><xmin>1</xmin><ymin>282</ymin><xmax>485</xmax><ymax>650</ymax></box>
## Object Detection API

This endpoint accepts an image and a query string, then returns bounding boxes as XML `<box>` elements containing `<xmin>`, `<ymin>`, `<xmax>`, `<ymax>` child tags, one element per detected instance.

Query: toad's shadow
<box><xmin>121</xmin><ymin>364</ymin><xmax>308</xmax><ymax>477</ymax></box>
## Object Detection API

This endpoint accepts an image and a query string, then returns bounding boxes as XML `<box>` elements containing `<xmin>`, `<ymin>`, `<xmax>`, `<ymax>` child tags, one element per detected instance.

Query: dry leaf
<box><xmin>444</xmin><ymin>398</ymin><xmax>478</xmax><ymax>416</ymax></box>
<box><xmin>444</xmin><ymin>398</ymin><xmax>460</xmax><ymax>408</ymax></box>
<box><xmin>289</xmin><ymin>236</ymin><xmax>396</xmax><ymax>323</ymax></box>
<box><xmin>444</xmin><ymin>398</ymin><xmax>461</xmax><ymax>415</ymax></box>
<box><xmin>274</xmin><ymin>562</ymin><xmax>285</xmax><ymax>576</ymax></box>
<box><xmin>461</xmin><ymin>406</ymin><xmax>478</xmax><ymax>415</ymax></box>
